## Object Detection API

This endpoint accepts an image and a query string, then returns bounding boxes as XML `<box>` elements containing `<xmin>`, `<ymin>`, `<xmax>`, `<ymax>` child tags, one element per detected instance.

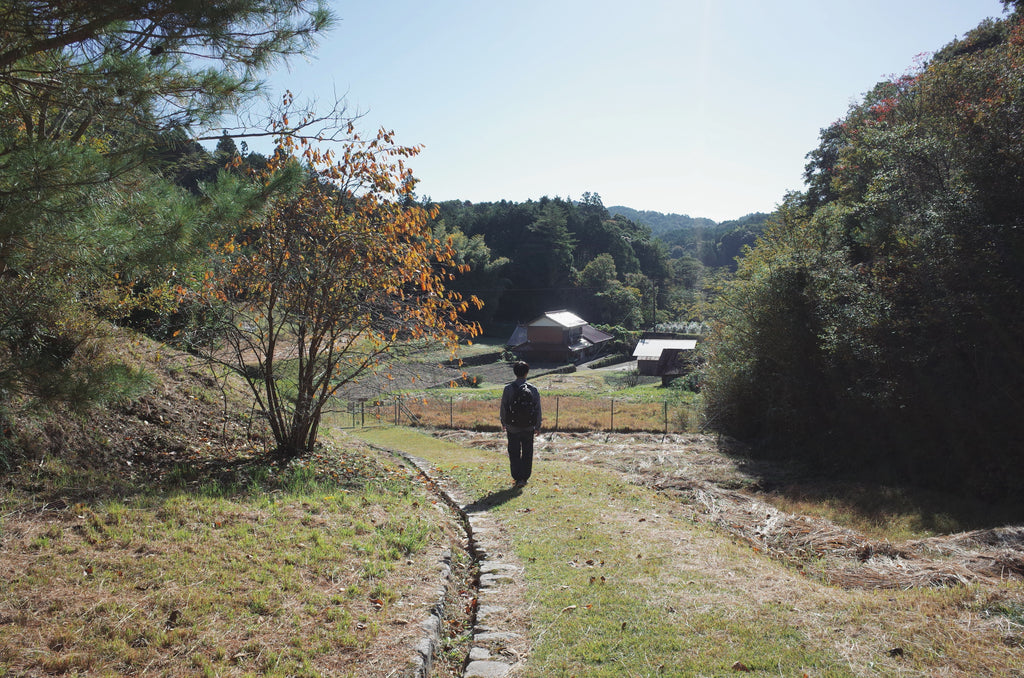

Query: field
<box><xmin>335</xmin><ymin>354</ymin><xmax>702</xmax><ymax>434</ymax></box>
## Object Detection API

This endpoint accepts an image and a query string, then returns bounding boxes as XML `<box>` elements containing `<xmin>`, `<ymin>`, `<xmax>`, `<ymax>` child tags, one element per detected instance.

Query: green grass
<box><xmin>389</xmin><ymin>337</ymin><xmax>505</xmax><ymax>365</ymax></box>
<box><xmin>0</xmin><ymin>445</ymin><xmax>454</xmax><ymax>677</ymax></box>
<box><xmin>503</xmin><ymin>477</ymin><xmax>840</xmax><ymax>676</ymax></box>
<box><xmin>354</xmin><ymin>426</ymin><xmax>1024</xmax><ymax>677</ymax></box>
<box><xmin>355</xmin><ymin>428</ymin><xmax>857</xmax><ymax>676</ymax></box>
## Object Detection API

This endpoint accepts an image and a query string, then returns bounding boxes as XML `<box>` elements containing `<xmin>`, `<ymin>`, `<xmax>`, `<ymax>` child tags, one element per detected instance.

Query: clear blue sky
<box><xmin>257</xmin><ymin>0</ymin><xmax>1008</xmax><ymax>222</ymax></box>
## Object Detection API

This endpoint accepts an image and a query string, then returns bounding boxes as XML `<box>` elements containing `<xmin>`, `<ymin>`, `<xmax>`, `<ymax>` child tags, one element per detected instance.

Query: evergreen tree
<box><xmin>0</xmin><ymin>0</ymin><xmax>333</xmax><ymax>409</ymax></box>
<box><xmin>704</xmin><ymin>7</ymin><xmax>1024</xmax><ymax>497</ymax></box>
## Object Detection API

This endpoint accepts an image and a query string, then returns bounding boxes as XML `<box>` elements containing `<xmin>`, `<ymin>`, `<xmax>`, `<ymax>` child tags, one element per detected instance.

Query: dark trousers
<box><xmin>506</xmin><ymin>430</ymin><xmax>534</xmax><ymax>482</ymax></box>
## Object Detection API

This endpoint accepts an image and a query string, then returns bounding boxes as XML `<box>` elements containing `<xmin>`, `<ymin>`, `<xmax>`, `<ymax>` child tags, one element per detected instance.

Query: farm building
<box><xmin>633</xmin><ymin>335</ymin><xmax>698</xmax><ymax>384</ymax></box>
<box><xmin>506</xmin><ymin>310</ymin><xmax>613</xmax><ymax>363</ymax></box>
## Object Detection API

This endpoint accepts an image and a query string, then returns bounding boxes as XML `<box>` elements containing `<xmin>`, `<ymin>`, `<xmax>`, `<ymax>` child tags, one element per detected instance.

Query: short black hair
<box><xmin>512</xmin><ymin>361</ymin><xmax>529</xmax><ymax>378</ymax></box>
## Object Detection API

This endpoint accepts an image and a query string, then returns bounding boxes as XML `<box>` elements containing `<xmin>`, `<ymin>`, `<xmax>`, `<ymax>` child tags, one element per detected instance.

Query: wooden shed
<box><xmin>632</xmin><ymin>336</ymin><xmax>697</xmax><ymax>383</ymax></box>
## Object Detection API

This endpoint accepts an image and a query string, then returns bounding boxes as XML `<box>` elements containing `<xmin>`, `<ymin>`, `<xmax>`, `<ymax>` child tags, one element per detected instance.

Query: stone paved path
<box><xmin>392</xmin><ymin>450</ymin><xmax>530</xmax><ymax>678</ymax></box>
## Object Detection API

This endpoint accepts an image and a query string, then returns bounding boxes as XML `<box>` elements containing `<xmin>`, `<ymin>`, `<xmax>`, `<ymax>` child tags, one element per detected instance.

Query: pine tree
<box><xmin>0</xmin><ymin>0</ymin><xmax>333</xmax><ymax>409</ymax></box>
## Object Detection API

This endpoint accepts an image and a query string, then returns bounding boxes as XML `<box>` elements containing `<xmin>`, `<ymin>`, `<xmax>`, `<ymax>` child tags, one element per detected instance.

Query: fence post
<box><xmin>450</xmin><ymin>395</ymin><xmax>453</xmax><ymax>429</ymax></box>
<box><xmin>555</xmin><ymin>396</ymin><xmax>560</xmax><ymax>432</ymax></box>
<box><xmin>610</xmin><ymin>398</ymin><xmax>614</xmax><ymax>432</ymax></box>
<box><xmin>664</xmin><ymin>401</ymin><xmax>668</xmax><ymax>434</ymax></box>
<box><xmin>361</xmin><ymin>401</ymin><xmax>365</xmax><ymax>427</ymax></box>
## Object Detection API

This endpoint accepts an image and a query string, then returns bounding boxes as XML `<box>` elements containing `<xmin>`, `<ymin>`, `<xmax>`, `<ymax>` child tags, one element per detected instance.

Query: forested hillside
<box><xmin>433</xmin><ymin>194</ymin><xmax>680</xmax><ymax>331</ymax></box>
<box><xmin>703</xmin><ymin>5</ymin><xmax>1024</xmax><ymax>498</ymax></box>
<box><xmin>606</xmin><ymin>205</ymin><xmax>716</xmax><ymax>235</ymax></box>
<box><xmin>610</xmin><ymin>206</ymin><xmax>771</xmax><ymax>271</ymax></box>
<box><xmin>430</xmin><ymin>197</ymin><xmax>769</xmax><ymax>335</ymax></box>
<box><xmin>658</xmin><ymin>212</ymin><xmax>771</xmax><ymax>270</ymax></box>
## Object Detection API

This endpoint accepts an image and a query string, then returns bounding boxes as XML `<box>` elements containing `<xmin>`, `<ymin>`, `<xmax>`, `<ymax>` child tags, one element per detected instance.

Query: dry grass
<box><xmin>439</xmin><ymin>430</ymin><xmax>1024</xmax><ymax>593</ymax></box>
<box><xmin>0</xmin><ymin>452</ymin><xmax>460</xmax><ymax>677</ymax></box>
<box><xmin>0</xmin><ymin>331</ymin><xmax>469</xmax><ymax>677</ymax></box>
<box><xmin>394</xmin><ymin>394</ymin><xmax>698</xmax><ymax>433</ymax></box>
<box><xmin>369</xmin><ymin>427</ymin><xmax>1024</xmax><ymax>676</ymax></box>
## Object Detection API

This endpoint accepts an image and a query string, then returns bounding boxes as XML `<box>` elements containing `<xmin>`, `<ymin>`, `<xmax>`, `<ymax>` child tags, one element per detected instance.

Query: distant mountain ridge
<box><xmin>608</xmin><ymin>206</ymin><xmax>772</xmax><ymax>271</ymax></box>
<box><xmin>607</xmin><ymin>206</ymin><xmax>718</xmax><ymax>235</ymax></box>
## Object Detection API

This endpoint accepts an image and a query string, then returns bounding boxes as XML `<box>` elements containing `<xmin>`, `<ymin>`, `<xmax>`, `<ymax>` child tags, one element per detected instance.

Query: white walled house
<box><xmin>506</xmin><ymin>310</ymin><xmax>613</xmax><ymax>363</ymax></box>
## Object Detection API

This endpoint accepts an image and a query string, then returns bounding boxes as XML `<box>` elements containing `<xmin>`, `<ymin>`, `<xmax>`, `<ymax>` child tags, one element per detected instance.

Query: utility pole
<box><xmin>651</xmin><ymin>284</ymin><xmax>658</xmax><ymax>327</ymax></box>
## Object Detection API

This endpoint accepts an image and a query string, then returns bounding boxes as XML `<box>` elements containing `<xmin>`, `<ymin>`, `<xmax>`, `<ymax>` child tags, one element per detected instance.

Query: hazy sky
<box><xmin>258</xmin><ymin>1</ymin><xmax>1008</xmax><ymax>222</ymax></box>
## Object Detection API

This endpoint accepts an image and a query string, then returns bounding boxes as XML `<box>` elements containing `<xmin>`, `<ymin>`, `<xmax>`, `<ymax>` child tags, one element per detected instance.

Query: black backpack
<box><xmin>506</xmin><ymin>382</ymin><xmax>537</xmax><ymax>427</ymax></box>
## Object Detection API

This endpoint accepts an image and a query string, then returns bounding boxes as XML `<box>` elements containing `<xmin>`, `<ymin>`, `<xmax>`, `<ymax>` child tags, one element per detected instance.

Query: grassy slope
<box><xmin>356</xmin><ymin>426</ymin><xmax>1024</xmax><ymax>677</ymax></box>
<box><xmin>0</xmin><ymin>332</ymin><xmax>465</xmax><ymax>678</ymax></box>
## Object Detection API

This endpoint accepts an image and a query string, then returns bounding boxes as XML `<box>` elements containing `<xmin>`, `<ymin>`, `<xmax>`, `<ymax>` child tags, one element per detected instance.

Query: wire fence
<box><xmin>333</xmin><ymin>393</ymin><xmax>702</xmax><ymax>434</ymax></box>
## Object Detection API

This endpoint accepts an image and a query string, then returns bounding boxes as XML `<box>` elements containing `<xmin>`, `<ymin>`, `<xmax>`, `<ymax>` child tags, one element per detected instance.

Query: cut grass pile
<box><xmin>356</xmin><ymin>426</ymin><xmax>1024</xmax><ymax>677</ymax></box>
<box><xmin>0</xmin><ymin>445</ymin><xmax>461</xmax><ymax>677</ymax></box>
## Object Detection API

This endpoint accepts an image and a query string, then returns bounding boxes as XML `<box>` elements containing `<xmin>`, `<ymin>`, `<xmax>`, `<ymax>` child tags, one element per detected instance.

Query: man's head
<box><xmin>512</xmin><ymin>361</ymin><xmax>529</xmax><ymax>379</ymax></box>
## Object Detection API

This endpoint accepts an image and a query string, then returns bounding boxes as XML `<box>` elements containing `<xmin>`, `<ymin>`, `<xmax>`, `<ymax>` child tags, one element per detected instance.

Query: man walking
<box><xmin>500</xmin><ymin>361</ymin><xmax>542</xmax><ymax>488</ymax></box>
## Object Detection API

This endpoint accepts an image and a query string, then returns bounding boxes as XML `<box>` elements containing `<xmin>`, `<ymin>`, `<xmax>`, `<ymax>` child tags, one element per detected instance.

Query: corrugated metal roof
<box><xmin>531</xmin><ymin>310</ymin><xmax>587</xmax><ymax>328</ymax></box>
<box><xmin>632</xmin><ymin>338</ymin><xmax>697</xmax><ymax>360</ymax></box>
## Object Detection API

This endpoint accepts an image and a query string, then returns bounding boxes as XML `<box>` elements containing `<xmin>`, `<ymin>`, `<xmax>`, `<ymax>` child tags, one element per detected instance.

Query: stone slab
<box><xmin>464</xmin><ymin>660</ymin><xmax>512</xmax><ymax>678</ymax></box>
<box><xmin>474</xmin><ymin>630</ymin><xmax>522</xmax><ymax>643</ymax></box>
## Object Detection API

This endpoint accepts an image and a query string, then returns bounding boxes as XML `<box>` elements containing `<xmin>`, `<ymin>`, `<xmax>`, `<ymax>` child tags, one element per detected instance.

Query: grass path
<box><xmin>355</xmin><ymin>427</ymin><xmax>954</xmax><ymax>677</ymax></box>
<box><xmin>354</xmin><ymin>427</ymin><xmax>1024</xmax><ymax>677</ymax></box>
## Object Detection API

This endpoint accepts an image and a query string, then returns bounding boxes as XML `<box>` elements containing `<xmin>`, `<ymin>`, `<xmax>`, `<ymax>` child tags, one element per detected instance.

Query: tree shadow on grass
<box><xmin>463</xmin><ymin>486</ymin><xmax>523</xmax><ymax>514</ymax></box>
<box><xmin>719</xmin><ymin>442</ymin><xmax>1024</xmax><ymax>533</ymax></box>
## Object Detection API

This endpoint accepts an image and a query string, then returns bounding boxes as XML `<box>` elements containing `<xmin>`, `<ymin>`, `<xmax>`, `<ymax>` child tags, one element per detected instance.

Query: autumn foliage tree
<box><xmin>202</xmin><ymin>125</ymin><xmax>481</xmax><ymax>459</ymax></box>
